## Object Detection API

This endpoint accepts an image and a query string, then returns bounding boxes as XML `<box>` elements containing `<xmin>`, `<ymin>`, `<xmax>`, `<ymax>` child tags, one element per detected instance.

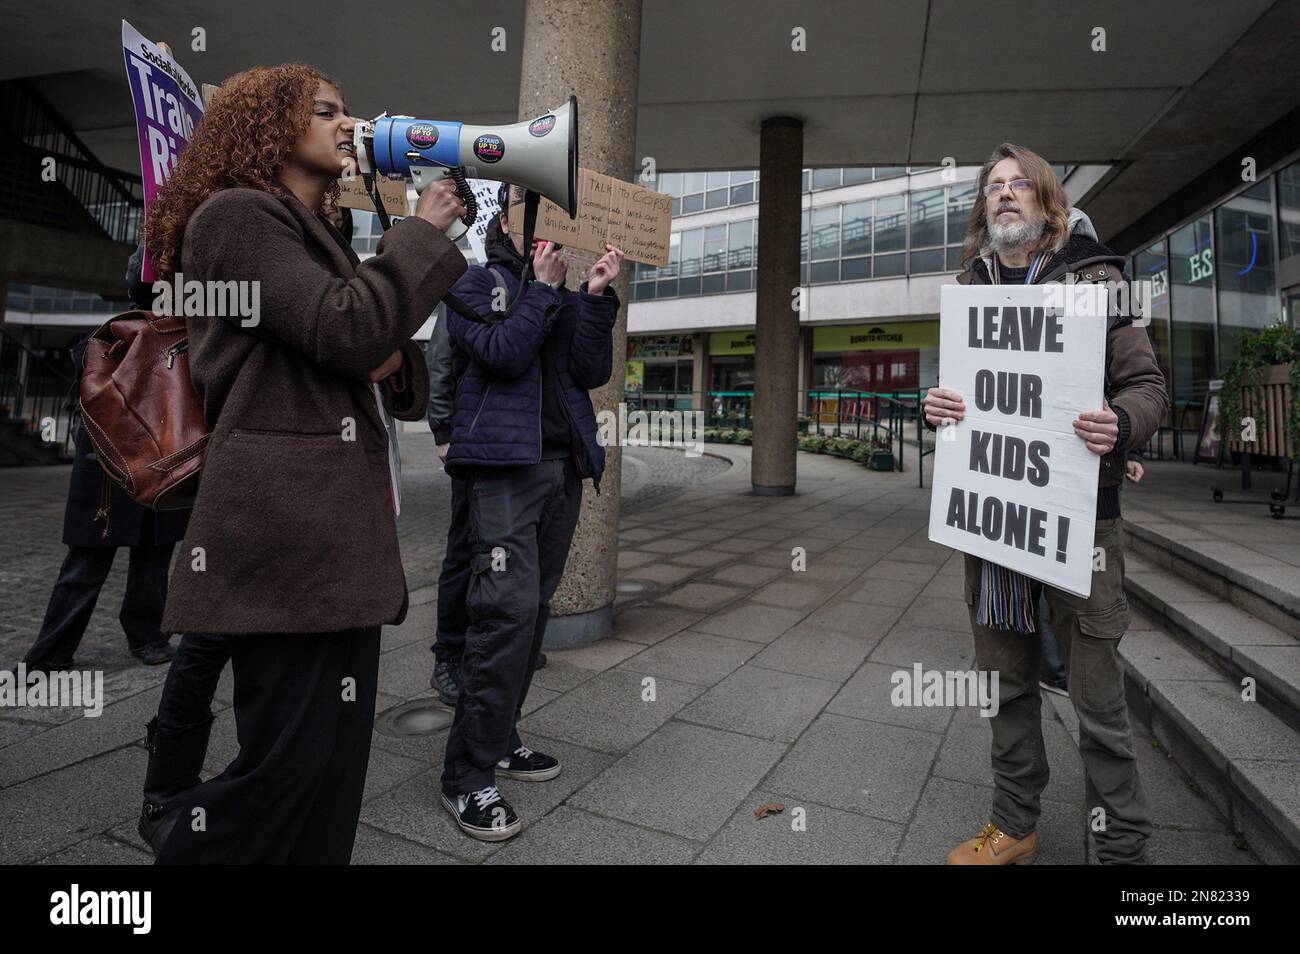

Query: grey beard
<box><xmin>988</xmin><ymin>209</ymin><xmax>1044</xmax><ymax>252</ymax></box>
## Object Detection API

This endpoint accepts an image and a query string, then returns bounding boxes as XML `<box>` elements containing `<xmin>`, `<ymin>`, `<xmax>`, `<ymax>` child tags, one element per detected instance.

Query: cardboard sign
<box><xmin>336</xmin><ymin>175</ymin><xmax>409</xmax><ymax>217</ymax></box>
<box><xmin>510</xmin><ymin>169</ymin><xmax>671</xmax><ymax>267</ymax></box>
<box><xmin>121</xmin><ymin>20</ymin><xmax>205</xmax><ymax>283</ymax></box>
<box><xmin>927</xmin><ymin>284</ymin><xmax>1106</xmax><ymax>598</ymax></box>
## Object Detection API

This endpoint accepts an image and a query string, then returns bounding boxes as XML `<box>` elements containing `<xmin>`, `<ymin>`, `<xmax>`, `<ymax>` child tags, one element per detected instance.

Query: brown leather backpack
<box><xmin>79</xmin><ymin>310</ymin><xmax>208</xmax><ymax>511</ymax></box>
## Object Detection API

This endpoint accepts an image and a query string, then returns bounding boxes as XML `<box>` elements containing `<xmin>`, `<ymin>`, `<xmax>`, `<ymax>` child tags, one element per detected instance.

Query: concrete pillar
<box><xmin>796</xmin><ymin>327</ymin><xmax>809</xmax><ymax>417</ymax></box>
<box><xmin>751</xmin><ymin>117</ymin><xmax>803</xmax><ymax>495</ymax></box>
<box><xmin>691</xmin><ymin>331</ymin><xmax>706</xmax><ymax>411</ymax></box>
<box><xmin>519</xmin><ymin>0</ymin><xmax>643</xmax><ymax>645</ymax></box>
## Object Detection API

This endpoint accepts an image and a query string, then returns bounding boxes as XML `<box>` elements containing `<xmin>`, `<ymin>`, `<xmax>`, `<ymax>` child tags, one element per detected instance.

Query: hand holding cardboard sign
<box><xmin>587</xmin><ymin>244</ymin><xmax>624</xmax><ymax>295</ymax></box>
<box><xmin>1072</xmin><ymin>400</ymin><xmax>1118</xmax><ymax>455</ymax></box>
<box><xmin>924</xmin><ymin>386</ymin><xmax>966</xmax><ymax>427</ymax></box>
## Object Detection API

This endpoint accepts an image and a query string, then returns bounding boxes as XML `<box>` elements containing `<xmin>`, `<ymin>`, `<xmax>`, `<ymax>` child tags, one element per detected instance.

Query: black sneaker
<box><xmin>496</xmin><ymin>744</ymin><xmax>560</xmax><ymax>782</ymax></box>
<box><xmin>534</xmin><ymin>652</ymin><xmax>548</xmax><ymax>671</ymax></box>
<box><xmin>431</xmin><ymin>657</ymin><xmax>461</xmax><ymax>706</ymax></box>
<box><xmin>440</xmin><ymin>786</ymin><xmax>521</xmax><ymax>841</ymax></box>
<box><xmin>132</xmin><ymin>641</ymin><xmax>175</xmax><ymax>666</ymax></box>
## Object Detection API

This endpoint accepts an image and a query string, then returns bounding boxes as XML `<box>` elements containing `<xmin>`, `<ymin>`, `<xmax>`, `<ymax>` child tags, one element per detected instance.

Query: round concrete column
<box><xmin>518</xmin><ymin>0</ymin><xmax>643</xmax><ymax>645</ymax></box>
<box><xmin>751</xmin><ymin>117</ymin><xmax>803</xmax><ymax>496</ymax></box>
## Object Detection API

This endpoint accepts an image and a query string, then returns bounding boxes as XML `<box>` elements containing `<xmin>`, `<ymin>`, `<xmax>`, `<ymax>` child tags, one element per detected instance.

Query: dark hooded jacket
<box><xmin>444</xmin><ymin>238</ymin><xmax>619</xmax><ymax>490</ymax></box>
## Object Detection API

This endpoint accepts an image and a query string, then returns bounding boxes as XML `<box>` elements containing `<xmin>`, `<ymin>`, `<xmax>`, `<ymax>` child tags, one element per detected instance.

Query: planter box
<box><xmin>870</xmin><ymin>453</ymin><xmax>895</xmax><ymax>471</ymax></box>
<box><xmin>1228</xmin><ymin>363</ymin><xmax>1294</xmax><ymax>458</ymax></box>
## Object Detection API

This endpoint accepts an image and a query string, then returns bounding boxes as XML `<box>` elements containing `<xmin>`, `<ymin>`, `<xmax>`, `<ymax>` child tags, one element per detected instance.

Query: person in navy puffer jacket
<box><xmin>439</xmin><ymin>203</ymin><xmax>622</xmax><ymax>842</ymax></box>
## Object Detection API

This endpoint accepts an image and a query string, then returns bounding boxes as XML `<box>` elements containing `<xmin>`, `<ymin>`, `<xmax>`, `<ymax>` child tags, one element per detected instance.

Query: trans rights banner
<box><xmin>927</xmin><ymin>284</ymin><xmax>1106</xmax><ymax>598</ymax></box>
<box><xmin>122</xmin><ymin>20</ymin><xmax>204</xmax><ymax>284</ymax></box>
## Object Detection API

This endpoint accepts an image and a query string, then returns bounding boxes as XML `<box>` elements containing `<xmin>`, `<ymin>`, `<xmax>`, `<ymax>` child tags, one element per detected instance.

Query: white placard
<box><xmin>465</xmin><ymin>178</ymin><xmax>503</xmax><ymax>264</ymax></box>
<box><xmin>927</xmin><ymin>284</ymin><xmax>1107</xmax><ymax>598</ymax></box>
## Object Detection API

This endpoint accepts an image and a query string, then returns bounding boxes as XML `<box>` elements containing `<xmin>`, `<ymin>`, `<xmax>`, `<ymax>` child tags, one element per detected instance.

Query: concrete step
<box><xmin>1126</xmin><ymin>553</ymin><xmax>1300</xmax><ymax>732</ymax></box>
<box><xmin>1125</xmin><ymin>519</ymin><xmax>1300</xmax><ymax>639</ymax></box>
<box><xmin>1120</xmin><ymin>615</ymin><xmax>1300</xmax><ymax>864</ymax></box>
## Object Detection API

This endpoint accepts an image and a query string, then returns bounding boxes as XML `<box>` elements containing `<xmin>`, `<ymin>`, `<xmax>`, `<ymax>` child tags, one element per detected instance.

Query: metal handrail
<box><xmin>0</xmin><ymin>325</ymin><xmax>78</xmax><ymax>457</ymax></box>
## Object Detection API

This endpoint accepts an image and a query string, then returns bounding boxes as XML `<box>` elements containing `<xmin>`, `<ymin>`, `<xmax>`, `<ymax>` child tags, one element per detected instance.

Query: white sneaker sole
<box><xmin>440</xmin><ymin>793</ymin><xmax>522</xmax><ymax>842</ymax></box>
<box><xmin>496</xmin><ymin>763</ymin><xmax>562</xmax><ymax>782</ymax></box>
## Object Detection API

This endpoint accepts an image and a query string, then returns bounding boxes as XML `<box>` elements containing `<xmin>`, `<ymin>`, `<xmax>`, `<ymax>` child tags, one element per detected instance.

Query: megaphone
<box><xmin>353</xmin><ymin>96</ymin><xmax>578</xmax><ymax>241</ymax></box>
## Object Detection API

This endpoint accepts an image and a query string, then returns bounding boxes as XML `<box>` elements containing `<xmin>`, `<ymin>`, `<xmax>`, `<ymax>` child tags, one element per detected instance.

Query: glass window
<box><xmin>680</xmin><ymin>192</ymin><xmax>703</xmax><ymax>214</ymax></box>
<box><xmin>875</xmin><ymin>166</ymin><xmax>906</xmax><ymax>180</ymax></box>
<box><xmin>874</xmin><ymin>252</ymin><xmax>905</xmax><ymax>278</ymax></box>
<box><xmin>679</xmin><ymin>276</ymin><xmax>701</xmax><ymax>296</ymax></box>
<box><xmin>841</xmin><ymin>168</ymin><xmax>871</xmax><ymax>186</ymax></box>
<box><xmin>705</xmin><ymin>188</ymin><xmax>728</xmax><ymax>210</ymax></box>
<box><xmin>842</xmin><ymin>200</ymin><xmax>872</xmax><ymax>258</ymax></box>
<box><xmin>841</xmin><ymin>256</ymin><xmax>870</xmax><ymax>280</ymax></box>
<box><xmin>728</xmin><ymin>220</ymin><xmax>754</xmax><ymax>270</ymax></box>
<box><xmin>679</xmin><ymin>228</ymin><xmax>702</xmax><ymax>278</ymax></box>
<box><xmin>812</xmin><ymin>168</ymin><xmax>841</xmax><ymax>190</ymax></box>
<box><xmin>702</xmin><ymin>273</ymin><xmax>726</xmax><ymax>294</ymax></box>
<box><xmin>658</xmin><ymin>173</ymin><xmax>681</xmax><ymax>196</ymax></box>
<box><xmin>811</xmin><ymin>206</ymin><xmax>839</xmax><ymax>261</ymax></box>
<box><xmin>910</xmin><ymin>248</ymin><xmax>945</xmax><ymax>274</ymax></box>
<box><xmin>1280</xmin><ymin>160</ymin><xmax>1300</xmax><ymax>260</ymax></box>
<box><xmin>729</xmin><ymin>182</ymin><xmax>755</xmax><ymax>205</ymax></box>
<box><xmin>706</xmin><ymin>171</ymin><xmax>730</xmax><ymax>190</ymax></box>
<box><xmin>656</xmin><ymin>279</ymin><xmax>679</xmax><ymax>298</ymax></box>
<box><xmin>801</xmin><ymin>171</ymin><xmax>810</xmax><ymax>193</ymax></box>
<box><xmin>947</xmin><ymin>184</ymin><xmax>976</xmax><ymax>250</ymax></box>
<box><xmin>946</xmin><ymin>246</ymin><xmax>965</xmax><ymax>271</ymax></box>
<box><xmin>1169</xmin><ymin>217</ymin><xmax>1216</xmax><ymax>410</ymax></box>
<box><xmin>875</xmin><ymin>195</ymin><xmax>905</xmax><ymax>252</ymax></box>
<box><xmin>703</xmin><ymin>225</ymin><xmax>727</xmax><ymax>273</ymax></box>
<box><xmin>811</xmin><ymin>260</ymin><xmax>839</xmax><ymax>284</ymax></box>
<box><xmin>664</xmin><ymin>232</ymin><xmax>680</xmax><ymax>278</ymax></box>
<box><xmin>910</xmin><ymin>188</ymin><xmax>946</xmax><ymax>248</ymax></box>
<box><xmin>1133</xmin><ymin>239</ymin><xmax>1172</xmax><ymax>400</ymax></box>
<box><xmin>683</xmin><ymin>172</ymin><xmax>707</xmax><ymax>194</ymax></box>
<box><xmin>726</xmin><ymin>270</ymin><xmax>754</xmax><ymax>291</ymax></box>
<box><xmin>671</xmin><ymin>197</ymin><xmax>682</xmax><ymax>216</ymax></box>
<box><xmin>730</xmin><ymin>170</ymin><xmax>755</xmax><ymax>184</ymax></box>
<box><xmin>1215</xmin><ymin>180</ymin><xmax>1278</xmax><ymax>367</ymax></box>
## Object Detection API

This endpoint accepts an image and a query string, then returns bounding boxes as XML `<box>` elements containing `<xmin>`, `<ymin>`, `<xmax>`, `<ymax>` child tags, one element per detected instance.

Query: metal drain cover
<box><xmin>377</xmin><ymin>700</ymin><xmax>453</xmax><ymax>737</ymax></box>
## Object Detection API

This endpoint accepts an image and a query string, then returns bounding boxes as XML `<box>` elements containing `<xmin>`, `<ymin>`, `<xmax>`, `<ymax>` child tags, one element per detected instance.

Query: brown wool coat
<box><xmin>160</xmin><ymin>187</ymin><xmax>467</xmax><ymax>636</ymax></box>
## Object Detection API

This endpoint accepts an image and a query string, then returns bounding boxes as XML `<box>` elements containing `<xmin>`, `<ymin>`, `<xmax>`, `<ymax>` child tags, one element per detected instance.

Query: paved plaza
<box><xmin>0</xmin><ymin>437</ymin><xmax>1260</xmax><ymax>864</ymax></box>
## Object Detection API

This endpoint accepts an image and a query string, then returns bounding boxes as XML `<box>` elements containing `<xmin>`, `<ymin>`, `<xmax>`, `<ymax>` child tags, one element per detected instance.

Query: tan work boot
<box><xmin>946</xmin><ymin>822</ymin><xmax>1037</xmax><ymax>865</ymax></box>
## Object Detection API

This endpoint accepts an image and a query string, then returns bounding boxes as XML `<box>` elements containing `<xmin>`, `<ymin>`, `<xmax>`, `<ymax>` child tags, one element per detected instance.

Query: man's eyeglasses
<box><xmin>982</xmin><ymin>178</ymin><xmax>1033</xmax><ymax>198</ymax></box>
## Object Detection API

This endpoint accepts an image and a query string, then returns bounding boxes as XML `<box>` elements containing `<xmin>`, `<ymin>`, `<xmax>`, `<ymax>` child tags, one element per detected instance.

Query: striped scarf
<box><xmin>976</xmin><ymin>253</ymin><xmax>1045</xmax><ymax>633</ymax></box>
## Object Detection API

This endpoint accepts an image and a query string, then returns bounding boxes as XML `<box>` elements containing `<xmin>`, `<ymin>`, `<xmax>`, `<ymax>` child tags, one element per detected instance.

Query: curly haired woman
<box><xmin>139</xmin><ymin>64</ymin><xmax>467</xmax><ymax>864</ymax></box>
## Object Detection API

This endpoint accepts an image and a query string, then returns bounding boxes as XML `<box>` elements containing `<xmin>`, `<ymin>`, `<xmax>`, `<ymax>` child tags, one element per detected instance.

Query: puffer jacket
<box><xmin>444</xmin><ymin>241</ymin><xmax>619</xmax><ymax>490</ymax></box>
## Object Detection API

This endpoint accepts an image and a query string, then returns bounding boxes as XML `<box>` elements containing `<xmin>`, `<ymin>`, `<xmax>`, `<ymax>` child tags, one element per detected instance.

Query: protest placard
<box><xmin>509</xmin><ymin>169</ymin><xmax>671</xmax><ymax>266</ymax></box>
<box><xmin>336</xmin><ymin>175</ymin><xmax>409</xmax><ymax>218</ymax></box>
<box><xmin>927</xmin><ymin>284</ymin><xmax>1107</xmax><ymax>597</ymax></box>
<box><xmin>121</xmin><ymin>20</ymin><xmax>204</xmax><ymax>284</ymax></box>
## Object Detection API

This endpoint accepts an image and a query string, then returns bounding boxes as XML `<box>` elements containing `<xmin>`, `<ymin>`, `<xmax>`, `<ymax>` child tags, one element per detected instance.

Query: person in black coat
<box><xmin>20</xmin><ymin>279</ymin><xmax>189</xmax><ymax>672</ymax></box>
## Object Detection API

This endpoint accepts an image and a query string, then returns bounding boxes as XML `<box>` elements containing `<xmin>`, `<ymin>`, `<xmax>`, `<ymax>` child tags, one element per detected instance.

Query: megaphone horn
<box><xmin>354</xmin><ymin>96</ymin><xmax>578</xmax><ymax>240</ymax></box>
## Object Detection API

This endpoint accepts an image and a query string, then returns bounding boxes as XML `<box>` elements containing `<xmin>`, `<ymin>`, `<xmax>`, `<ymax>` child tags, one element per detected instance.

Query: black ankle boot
<box><xmin>138</xmin><ymin>715</ymin><xmax>213</xmax><ymax>854</ymax></box>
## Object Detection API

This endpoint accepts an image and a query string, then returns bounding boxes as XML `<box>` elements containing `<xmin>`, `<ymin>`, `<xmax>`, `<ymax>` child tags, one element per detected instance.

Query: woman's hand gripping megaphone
<box><xmin>413</xmin><ymin>179</ymin><xmax>468</xmax><ymax>234</ymax></box>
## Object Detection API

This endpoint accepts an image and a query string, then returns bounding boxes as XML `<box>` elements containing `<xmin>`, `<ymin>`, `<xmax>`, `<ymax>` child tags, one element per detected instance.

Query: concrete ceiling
<box><xmin>3</xmin><ymin>0</ymin><xmax>1298</xmax><ymax>244</ymax></box>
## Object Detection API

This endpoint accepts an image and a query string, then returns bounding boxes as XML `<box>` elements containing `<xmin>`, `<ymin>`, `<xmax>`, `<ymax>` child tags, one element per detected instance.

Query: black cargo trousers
<box><xmin>440</xmin><ymin>455</ymin><xmax>582</xmax><ymax>796</ymax></box>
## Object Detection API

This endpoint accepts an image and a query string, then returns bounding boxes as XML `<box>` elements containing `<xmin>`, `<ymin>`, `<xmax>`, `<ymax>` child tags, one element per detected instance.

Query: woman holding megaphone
<box><xmin>141</xmin><ymin>64</ymin><xmax>467</xmax><ymax>864</ymax></box>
